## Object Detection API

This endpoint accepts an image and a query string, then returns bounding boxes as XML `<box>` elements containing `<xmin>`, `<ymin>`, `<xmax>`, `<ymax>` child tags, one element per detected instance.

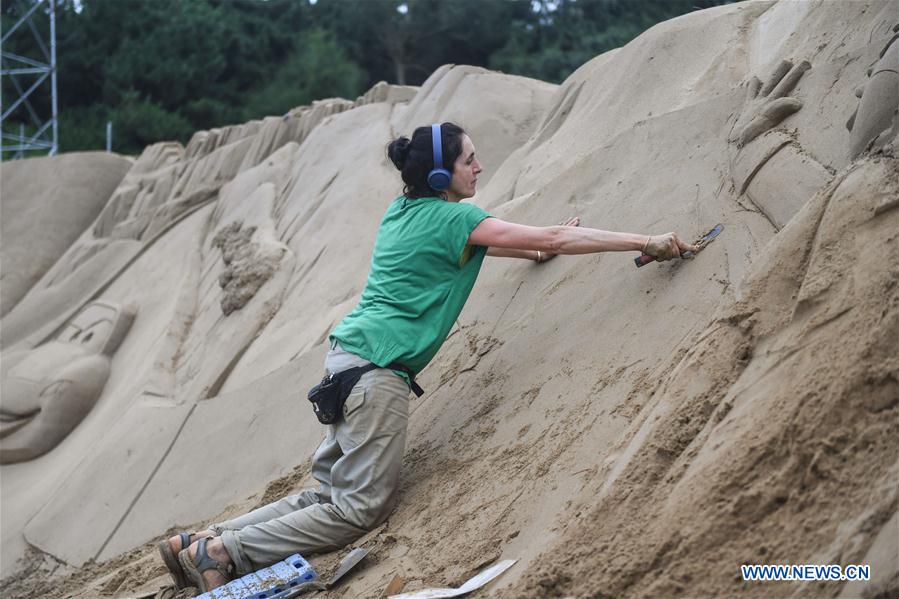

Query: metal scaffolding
<box><xmin>1</xmin><ymin>0</ymin><xmax>58</xmax><ymax>160</ymax></box>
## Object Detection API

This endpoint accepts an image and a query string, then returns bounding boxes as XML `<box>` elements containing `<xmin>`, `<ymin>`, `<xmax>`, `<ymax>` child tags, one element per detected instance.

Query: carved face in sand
<box><xmin>0</xmin><ymin>300</ymin><xmax>136</xmax><ymax>463</ymax></box>
<box><xmin>58</xmin><ymin>302</ymin><xmax>126</xmax><ymax>355</ymax></box>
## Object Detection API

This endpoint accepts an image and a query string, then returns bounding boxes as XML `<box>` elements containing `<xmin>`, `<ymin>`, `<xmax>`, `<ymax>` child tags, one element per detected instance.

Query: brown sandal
<box><xmin>157</xmin><ymin>531</ymin><xmax>212</xmax><ymax>589</ymax></box>
<box><xmin>177</xmin><ymin>537</ymin><xmax>234</xmax><ymax>593</ymax></box>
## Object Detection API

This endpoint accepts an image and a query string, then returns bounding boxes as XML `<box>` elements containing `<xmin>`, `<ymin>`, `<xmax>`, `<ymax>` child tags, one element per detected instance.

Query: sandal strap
<box><xmin>194</xmin><ymin>538</ymin><xmax>233</xmax><ymax>579</ymax></box>
<box><xmin>179</xmin><ymin>532</ymin><xmax>191</xmax><ymax>550</ymax></box>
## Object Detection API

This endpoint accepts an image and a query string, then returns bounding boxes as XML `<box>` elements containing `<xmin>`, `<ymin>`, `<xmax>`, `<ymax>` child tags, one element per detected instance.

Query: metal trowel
<box><xmin>323</xmin><ymin>547</ymin><xmax>369</xmax><ymax>588</ymax></box>
<box><xmin>634</xmin><ymin>223</ymin><xmax>724</xmax><ymax>268</ymax></box>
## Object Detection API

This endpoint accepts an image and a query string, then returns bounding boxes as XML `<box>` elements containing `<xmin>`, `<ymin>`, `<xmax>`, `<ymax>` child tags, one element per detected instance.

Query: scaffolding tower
<box><xmin>1</xmin><ymin>0</ymin><xmax>58</xmax><ymax>160</ymax></box>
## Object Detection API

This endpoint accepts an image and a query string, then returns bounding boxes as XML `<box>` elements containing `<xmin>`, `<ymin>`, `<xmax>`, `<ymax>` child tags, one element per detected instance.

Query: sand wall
<box><xmin>0</xmin><ymin>152</ymin><xmax>132</xmax><ymax>317</ymax></box>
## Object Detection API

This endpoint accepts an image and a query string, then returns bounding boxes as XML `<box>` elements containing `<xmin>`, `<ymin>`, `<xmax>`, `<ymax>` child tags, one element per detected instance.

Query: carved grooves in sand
<box><xmin>94</xmin><ymin>270</ymin><xmax>289</xmax><ymax>559</ymax></box>
<box><xmin>731</xmin><ymin>133</ymin><xmax>794</xmax><ymax>196</ymax></box>
<box><xmin>37</xmin><ymin>200</ymin><xmax>218</xmax><ymax>348</ymax></box>
<box><xmin>94</xmin><ymin>403</ymin><xmax>198</xmax><ymax>560</ymax></box>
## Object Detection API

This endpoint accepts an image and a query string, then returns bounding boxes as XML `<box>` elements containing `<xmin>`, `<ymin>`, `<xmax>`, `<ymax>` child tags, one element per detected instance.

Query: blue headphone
<box><xmin>427</xmin><ymin>123</ymin><xmax>452</xmax><ymax>191</ymax></box>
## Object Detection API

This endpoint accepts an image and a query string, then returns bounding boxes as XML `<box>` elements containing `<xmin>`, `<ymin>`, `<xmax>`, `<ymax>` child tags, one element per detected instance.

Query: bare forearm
<box><xmin>486</xmin><ymin>247</ymin><xmax>539</xmax><ymax>260</ymax></box>
<box><xmin>468</xmin><ymin>217</ymin><xmax>694</xmax><ymax>261</ymax></box>
<box><xmin>544</xmin><ymin>226</ymin><xmax>649</xmax><ymax>254</ymax></box>
<box><xmin>487</xmin><ymin>227</ymin><xmax>646</xmax><ymax>259</ymax></box>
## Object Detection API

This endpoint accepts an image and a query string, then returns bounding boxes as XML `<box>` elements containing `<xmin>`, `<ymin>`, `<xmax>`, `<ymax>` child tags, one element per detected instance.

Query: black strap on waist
<box><xmin>342</xmin><ymin>362</ymin><xmax>424</xmax><ymax>397</ymax></box>
<box><xmin>388</xmin><ymin>362</ymin><xmax>424</xmax><ymax>397</ymax></box>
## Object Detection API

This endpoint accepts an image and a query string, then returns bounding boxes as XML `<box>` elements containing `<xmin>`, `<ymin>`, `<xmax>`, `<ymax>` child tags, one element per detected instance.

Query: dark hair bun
<box><xmin>387</xmin><ymin>137</ymin><xmax>411</xmax><ymax>170</ymax></box>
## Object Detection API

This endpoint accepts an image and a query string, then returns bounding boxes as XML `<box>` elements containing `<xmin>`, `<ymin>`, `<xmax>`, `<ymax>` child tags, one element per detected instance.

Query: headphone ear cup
<box><xmin>427</xmin><ymin>168</ymin><xmax>452</xmax><ymax>191</ymax></box>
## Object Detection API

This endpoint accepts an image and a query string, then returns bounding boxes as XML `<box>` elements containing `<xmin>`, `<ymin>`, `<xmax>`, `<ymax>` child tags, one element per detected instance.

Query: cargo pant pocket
<box><xmin>337</xmin><ymin>386</ymin><xmax>366</xmax><ymax>449</ymax></box>
<box><xmin>343</xmin><ymin>386</ymin><xmax>365</xmax><ymax>418</ymax></box>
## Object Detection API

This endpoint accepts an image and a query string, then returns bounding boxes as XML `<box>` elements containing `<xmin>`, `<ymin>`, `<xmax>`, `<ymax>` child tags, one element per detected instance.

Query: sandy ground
<box><xmin>1</xmin><ymin>1</ymin><xmax>897</xmax><ymax>598</ymax></box>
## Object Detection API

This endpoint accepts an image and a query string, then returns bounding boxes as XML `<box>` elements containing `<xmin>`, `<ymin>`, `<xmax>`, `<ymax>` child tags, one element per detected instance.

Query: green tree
<box><xmin>3</xmin><ymin>0</ymin><xmax>738</xmax><ymax>155</ymax></box>
<box><xmin>108</xmin><ymin>90</ymin><xmax>194</xmax><ymax>152</ymax></box>
<box><xmin>242</xmin><ymin>28</ymin><xmax>364</xmax><ymax>119</ymax></box>
<box><xmin>50</xmin><ymin>0</ymin><xmax>316</xmax><ymax>152</ymax></box>
<box><xmin>306</xmin><ymin>0</ymin><xmax>532</xmax><ymax>86</ymax></box>
<box><xmin>490</xmin><ymin>0</ymin><xmax>738</xmax><ymax>83</ymax></box>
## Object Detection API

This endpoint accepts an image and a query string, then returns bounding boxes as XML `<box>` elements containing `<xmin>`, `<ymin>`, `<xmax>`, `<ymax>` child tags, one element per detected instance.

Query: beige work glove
<box><xmin>642</xmin><ymin>232</ymin><xmax>695</xmax><ymax>262</ymax></box>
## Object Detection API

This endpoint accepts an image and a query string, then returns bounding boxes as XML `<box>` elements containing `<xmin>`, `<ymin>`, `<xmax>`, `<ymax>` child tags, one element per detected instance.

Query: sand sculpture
<box><xmin>0</xmin><ymin>300</ymin><xmax>135</xmax><ymax>464</ymax></box>
<box><xmin>0</xmin><ymin>152</ymin><xmax>132</xmax><ymax>317</ymax></box>
<box><xmin>847</xmin><ymin>23</ymin><xmax>899</xmax><ymax>159</ymax></box>
<box><xmin>515</xmin><ymin>150</ymin><xmax>899</xmax><ymax>598</ymax></box>
<box><xmin>211</xmin><ymin>221</ymin><xmax>287</xmax><ymax>316</ymax></box>
<box><xmin>727</xmin><ymin>57</ymin><xmax>833</xmax><ymax>230</ymax></box>
<box><xmin>1</xmin><ymin>1</ymin><xmax>896</xmax><ymax>597</ymax></box>
<box><xmin>1</xmin><ymin>65</ymin><xmax>544</xmax><ymax>574</ymax></box>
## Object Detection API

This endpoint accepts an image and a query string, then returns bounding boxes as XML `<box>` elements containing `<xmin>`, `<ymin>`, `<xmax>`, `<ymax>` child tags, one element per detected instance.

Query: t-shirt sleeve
<box><xmin>447</xmin><ymin>202</ymin><xmax>492</xmax><ymax>267</ymax></box>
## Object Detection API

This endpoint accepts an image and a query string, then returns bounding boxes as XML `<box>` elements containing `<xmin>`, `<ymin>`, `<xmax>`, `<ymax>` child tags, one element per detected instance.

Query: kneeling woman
<box><xmin>160</xmin><ymin>122</ymin><xmax>695</xmax><ymax>592</ymax></box>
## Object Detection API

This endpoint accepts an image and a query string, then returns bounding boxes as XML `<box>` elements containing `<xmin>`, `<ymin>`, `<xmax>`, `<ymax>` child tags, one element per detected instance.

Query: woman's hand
<box><xmin>536</xmin><ymin>216</ymin><xmax>580</xmax><ymax>263</ymax></box>
<box><xmin>641</xmin><ymin>232</ymin><xmax>697</xmax><ymax>261</ymax></box>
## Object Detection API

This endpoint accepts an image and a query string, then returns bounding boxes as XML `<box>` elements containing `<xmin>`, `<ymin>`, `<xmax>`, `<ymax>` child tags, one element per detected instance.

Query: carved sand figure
<box><xmin>728</xmin><ymin>57</ymin><xmax>832</xmax><ymax>230</ymax></box>
<box><xmin>734</xmin><ymin>58</ymin><xmax>812</xmax><ymax>147</ymax></box>
<box><xmin>728</xmin><ymin>18</ymin><xmax>899</xmax><ymax>233</ymax></box>
<box><xmin>0</xmin><ymin>301</ymin><xmax>135</xmax><ymax>464</ymax></box>
<box><xmin>847</xmin><ymin>23</ymin><xmax>899</xmax><ymax>159</ymax></box>
<box><xmin>211</xmin><ymin>221</ymin><xmax>286</xmax><ymax>316</ymax></box>
<box><xmin>0</xmin><ymin>92</ymin><xmax>365</xmax><ymax>352</ymax></box>
<box><xmin>513</xmin><ymin>13</ymin><xmax>899</xmax><ymax>597</ymax></box>
<box><xmin>0</xmin><ymin>152</ymin><xmax>132</xmax><ymax>318</ymax></box>
<box><xmin>517</xmin><ymin>150</ymin><xmax>899</xmax><ymax>598</ymax></box>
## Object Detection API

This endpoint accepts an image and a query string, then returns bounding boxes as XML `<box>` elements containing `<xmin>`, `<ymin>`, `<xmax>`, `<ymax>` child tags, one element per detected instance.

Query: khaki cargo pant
<box><xmin>211</xmin><ymin>344</ymin><xmax>410</xmax><ymax>575</ymax></box>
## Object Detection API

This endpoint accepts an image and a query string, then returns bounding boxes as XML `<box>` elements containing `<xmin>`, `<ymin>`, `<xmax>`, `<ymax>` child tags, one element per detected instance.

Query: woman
<box><xmin>162</xmin><ymin>122</ymin><xmax>695</xmax><ymax>592</ymax></box>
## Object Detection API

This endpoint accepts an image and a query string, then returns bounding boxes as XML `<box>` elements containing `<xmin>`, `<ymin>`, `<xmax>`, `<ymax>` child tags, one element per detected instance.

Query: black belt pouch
<box><xmin>307</xmin><ymin>365</ymin><xmax>373</xmax><ymax>425</ymax></box>
<box><xmin>307</xmin><ymin>362</ymin><xmax>423</xmax><ymax>425</ymax></box>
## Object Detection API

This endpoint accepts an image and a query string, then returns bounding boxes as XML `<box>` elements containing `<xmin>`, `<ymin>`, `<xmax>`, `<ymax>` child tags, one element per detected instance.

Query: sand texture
<box><xmin>1</xmin><ymin>1</ymin><xmax>897</xmax><ymax>597</ymax></box>
<box><xmin>0</xmin><ymin>151</ymin><xmax>133</xmax><ymax>317</ymax></box>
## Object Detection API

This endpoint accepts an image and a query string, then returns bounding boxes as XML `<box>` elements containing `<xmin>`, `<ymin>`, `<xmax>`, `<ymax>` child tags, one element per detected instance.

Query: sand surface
<box><xmin>0</xmin><ymin>151</ymin><xmax>132</xmax><ymax>317</ymax></box>
<box><xmin>1</xmin><ymin>1</ymin><xmax>897</xmax><ymax>597</ymax></box>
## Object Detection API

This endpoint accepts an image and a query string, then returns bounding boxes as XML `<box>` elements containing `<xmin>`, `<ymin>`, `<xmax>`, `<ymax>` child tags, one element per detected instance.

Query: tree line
<box><xmin>1</xmin><ymin>0</ymin><xmax>735</xmax><ymax>156</ymax></box>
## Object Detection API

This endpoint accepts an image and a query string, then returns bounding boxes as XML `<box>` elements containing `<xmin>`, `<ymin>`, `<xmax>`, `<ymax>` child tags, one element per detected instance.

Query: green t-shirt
<box><xmin>331</xmin><ymin>196</ymin><xmax>492</xmax><ymax>376</ymax></box>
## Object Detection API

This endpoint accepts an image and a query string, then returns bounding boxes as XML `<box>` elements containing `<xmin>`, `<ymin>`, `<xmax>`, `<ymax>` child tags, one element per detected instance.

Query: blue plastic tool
<box><xmin>196</xmin><ymin>553</ymin><xmax>318</xmax><ymax>599</ymax></box>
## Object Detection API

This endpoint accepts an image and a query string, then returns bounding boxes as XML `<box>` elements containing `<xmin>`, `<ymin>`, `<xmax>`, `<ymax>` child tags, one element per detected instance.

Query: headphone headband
<box><xmin>431</xmin><ymin>123</ymin><xmax>443</xmax><ymax>171</ymax></box>
<box><xmin>427</xmin><ymin>123</ymin><xmax>452</xmax><ymax>191</ymax></box>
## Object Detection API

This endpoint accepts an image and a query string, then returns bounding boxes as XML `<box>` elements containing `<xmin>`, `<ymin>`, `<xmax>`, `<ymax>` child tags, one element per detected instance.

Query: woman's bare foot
<box><xmin>167</xmin><ymin>529</ymin><xmax>214</xmax><ymax>556</ymax></box>
<box><xmin>186</xmin><ymin>537</ymin><xmax>232</xmax><ymax>590</ymax></box>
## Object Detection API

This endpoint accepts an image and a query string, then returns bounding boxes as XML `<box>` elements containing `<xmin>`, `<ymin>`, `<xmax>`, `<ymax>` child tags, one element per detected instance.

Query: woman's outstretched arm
<box><xmin>485</xmin><ymin>217</ymin><xmax>580</xmax><ymax>262</ymax></box>
<box><xmin>470</xmin><ymin>217</ymin><xmax>696</xmax><ymax>261</ymax></box>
